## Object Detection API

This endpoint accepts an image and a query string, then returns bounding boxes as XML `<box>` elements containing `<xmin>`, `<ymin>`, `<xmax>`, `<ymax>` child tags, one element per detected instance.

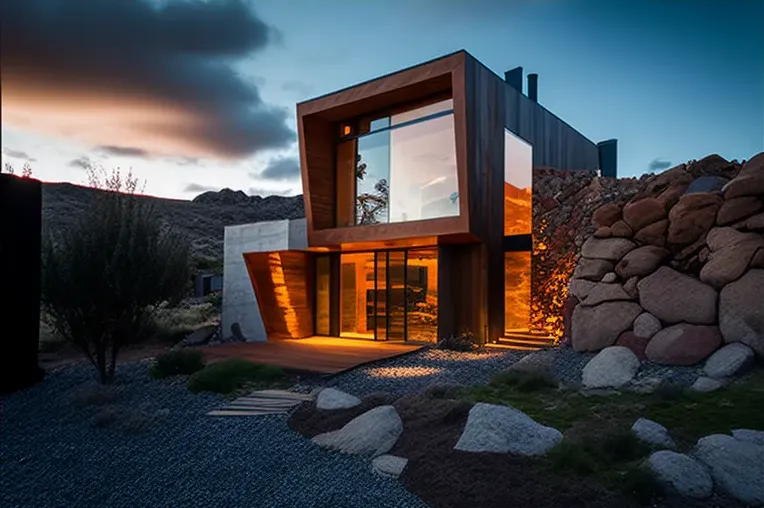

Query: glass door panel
<box><xmin>340</xmin><ymin>253</ymin><xmax>375</xmax><ymax>338</ymax></box>
<box><xmin>315</xmin><ymin>256</ymin><xmax>331</xmax><ymax>336</ymax></box>
<box><xmin>387</xmin><ymin>251</ymin><xmax>406</xmax><ymax>341</ymax></box>
<box><xmin>406</xmin><ymin>248</ymin><xmax>438</xmax><ymax>342</ymax></box>
<box><xmin>374</xmin><ymin>252</ymin><xmax>388</xmax><ymax>340</ymax></box>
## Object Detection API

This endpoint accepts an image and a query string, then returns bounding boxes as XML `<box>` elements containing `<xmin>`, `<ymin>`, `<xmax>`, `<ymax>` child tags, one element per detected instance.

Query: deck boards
<box><xmin>207</xmin><ymin>389</ymin><xmax>315</xmax><ymax>416</ymax></box>
<box><xmin>198</xmin><ymin>337</ymin><xmax>425</xmax><ymax>375</ymax></box>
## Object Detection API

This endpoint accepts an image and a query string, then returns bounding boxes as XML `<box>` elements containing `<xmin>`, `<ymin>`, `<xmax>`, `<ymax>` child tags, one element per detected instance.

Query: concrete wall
<box><xmin>222</xmin><ymin>218</ymin><xmax>308</xmax><ymax>341</ymax></box>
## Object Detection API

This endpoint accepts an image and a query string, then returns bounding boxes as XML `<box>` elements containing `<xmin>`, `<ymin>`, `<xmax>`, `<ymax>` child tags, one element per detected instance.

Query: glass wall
<box><xmin>339</xmin><ymin>252</ymin><xmax>375</xmax><ymax>338</ymax></box>
<box><xmin>504</xmin><ymin>129</ymin><xmax>533</xmax><ymax>236</ymax></box>
<box><xmin>315</xmin><ymin>256</ymin><xmax>331</xmax><ymax>336</ymax></box>
<box><xmin>505</xmin><ymin>251</ymin><xmax>531</xmax><ymax>333</ymax></box>
<box><xmin>349</xmin><ymin>99</ymin><xmax>459</xmax><ymax>226</ymax></box>
<box><xmin>406</xmin><ymin>248</ymin><xmax>438</xmax><ymax>342</ymax></box>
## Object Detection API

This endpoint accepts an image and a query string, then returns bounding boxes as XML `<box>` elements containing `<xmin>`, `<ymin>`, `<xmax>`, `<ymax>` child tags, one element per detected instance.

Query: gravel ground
<box><xmin>0</xmin><ymin>361</ymin><xmax>426</xmax><ymax>508</ymax></box>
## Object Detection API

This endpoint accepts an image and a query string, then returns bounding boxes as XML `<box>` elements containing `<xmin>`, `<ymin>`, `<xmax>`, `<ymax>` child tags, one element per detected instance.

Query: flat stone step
<box><xmin>206</xmin><ymin>389</ymin><xmax>315</xmax><ymax>417</ymax></box>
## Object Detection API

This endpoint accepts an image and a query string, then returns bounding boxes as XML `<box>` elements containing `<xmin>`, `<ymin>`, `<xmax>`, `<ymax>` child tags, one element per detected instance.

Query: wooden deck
<box><xmin>198</xmin><ymin>337</ymin><xmax>425</xmax><ymax>375</ymax></box>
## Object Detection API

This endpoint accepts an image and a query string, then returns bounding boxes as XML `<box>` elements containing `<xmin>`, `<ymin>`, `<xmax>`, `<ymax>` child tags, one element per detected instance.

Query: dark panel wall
<box><xmin>504</xmin><ymin>82</ymin><xmax>600</xmax><ymax>171</ymax></box>
<box><xmin>437</xmin><ymin>243</ymin><xmax>489</xmax><ymax>341</ymax></box>
<box><xmin>463</xmin><ymin>55</ymin><xmax>506</xmax><ymax>341</ymax></box>
<box><xmin>0</xmin><ymin>174</ymin><xmax>44</xmax><ymax>393</ymax></box>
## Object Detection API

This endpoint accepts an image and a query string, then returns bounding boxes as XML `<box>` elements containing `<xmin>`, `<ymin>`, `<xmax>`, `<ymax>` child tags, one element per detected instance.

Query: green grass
<box><xmin>149</xmin><ymin>349</ymin><xmax>206</xmax><ymax>379</ymax></box>
<box><xmin>186</xmin><ymin>359</ymin><xmax>287</xmax><ymax>395</ymax></box>
<box><xmin>460</xmin><ymin>368</ymin><xmax>764</xmax><ymax>504</ymax></box>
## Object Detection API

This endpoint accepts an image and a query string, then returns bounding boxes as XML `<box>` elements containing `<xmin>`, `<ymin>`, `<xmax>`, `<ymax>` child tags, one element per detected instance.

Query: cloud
<box><xmin>98</xmin><ymin>145</ymin><xmax>151</xmax><ymax>158</ymax></box>
<box><xmin>256</xmin><ymin>155</ymin><xmax>300</xmax><ymax>181</ymax></box>
<box><xmin>68</xmin><ymin>156</ymin><xmax>93</xmax><ymax>169</ymax></box>
<box><xmin>2</xmin><ymin>147</ymin><xmax>36</xmax><ymax>162</ymax></box>
<box><xmin>248</xmin><ymin>187</ymin><xmax>293</xmax><ymax>197</ymax></box>
<box><xmin>0</xmin><ymin>0</ymin><xmax>295</xmax><ymax>160</ymax></box>
<box><xmin>648</xmin><ymin>158</ymin><xmax>672</xmax><ymax>172</ymax></box>
<box><xmin>184</xmin><ymin>183</ymin><xmax>218</xmax><ymax>193</ymax></box>
<box><xmin>280</xmin><ymin>80</ymin><xmax>314</xmax><ymax>98</ymax></box>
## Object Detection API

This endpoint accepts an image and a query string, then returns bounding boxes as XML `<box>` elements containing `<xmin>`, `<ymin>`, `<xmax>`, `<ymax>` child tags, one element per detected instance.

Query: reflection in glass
<box><xmin>505</xmin><ymin>251</ymin><xmax>531</xmax><ymax>333</ymax></box>
<box><xmin>315</xmin><ymin>256</ymin><xmax>331</xmax><ymax>335</ymax></box>
<box><xmin>504</xmin><ymin>129</ymin><xmax>533</xmax><ymax>236</ymax></box>
<box><xmin>374</xmin><ymin>252</ymin><xmax>387</xmax><ymax>340</ymax></box>
<box><xmin>391</xmin><ymin>99</ymin><xmax>453</xmax><ymax>126</ymax></box>
<box><xmin>389</xmin><ymin>113</ymin><xmax>459</xmax><ymax>223</ymax></box>
<box><xmin>356</xmin><ymin>132</ymin><xmax>390</xmax><ymax>225</ymax></box>
<box><xmin>406</xmin><ymin>248</ymin><xmax>438</xmax><ymax>342</ymax></box>
<box><xmin>340</xmin><ymin>253</ymin><xmax>375</xmax><ymax>338</ymax></box>
<box><xmin>387</xmin><ymin>251</ymin><xmax>406</xmax><ymax>341</ymax></box>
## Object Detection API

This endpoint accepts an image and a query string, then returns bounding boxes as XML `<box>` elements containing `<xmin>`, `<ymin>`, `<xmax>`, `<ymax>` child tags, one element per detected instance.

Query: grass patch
<box><xmin>491</xmin><ymin>370</ymin><xmax>558</xmax><ymax>393</ymax></box>
<box><xmin>187</xmin><ymin>359</ymin><xmax>286</xmax><ymax>395</ymax></box>
<box><xmin>149</xmin><ymin>349</ymin><xmax>205</xmax><ymax>379</ymax></box>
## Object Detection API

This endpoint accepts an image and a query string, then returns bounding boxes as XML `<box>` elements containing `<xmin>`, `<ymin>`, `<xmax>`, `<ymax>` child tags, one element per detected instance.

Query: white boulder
<box><xmin>648</xmin><ymin>450</ymin><xmax>713</xmax><ymax>499</ymax></box>
<box><xmin>316</xmin><ymin>388</ymin><xmax>362</xmax><ymax>410</ymax></box>
<box><xmin>692</xmin><ymin>433</ymin><xmax>764</xmax><ymax>505</ymax></box>
<box><xmin>631</xmin><ymin>417</ymin><xmax>675</xmax><ymax>449</ymax></box>
<box><xmin>371</xmin><ymin>454</ymin><xmax>408</xmax><ymax>478</ymax></box>
<box><xmin>312</xmin><ymin>405</ymin><xmax>403</xmax><ymax>457</ymax></box>
<box><xmin>454</xmin><ymin>403</ymin><xmax>562</xmax><ymax>456</ymax></box>
<box><xmin>703</xmin><ymin>343</ymin><xmax>755</xmax><ymax>379</ymax></box>
<box><xmin>582</xmin><ymin>346</ymin><xmax>640</xmax><ymax>388</ymax></box>
<box><xmin>732</xmin><ymin>428</ymin><xmax>764</xmax><ymax>446</ymax></box>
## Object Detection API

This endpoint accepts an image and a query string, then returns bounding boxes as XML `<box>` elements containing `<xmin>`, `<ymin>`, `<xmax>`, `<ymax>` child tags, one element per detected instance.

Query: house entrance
<box><xmin>315</xmin><ymin>248</ymin><xmax>438</xmax><ymax>342</ymax></box>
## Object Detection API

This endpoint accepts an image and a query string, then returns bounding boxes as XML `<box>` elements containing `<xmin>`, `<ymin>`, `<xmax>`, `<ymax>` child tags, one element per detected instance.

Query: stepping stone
<box><xmin>207</xmin><ymin>389</ymin><xmax>315</xmax><ymax>416</ymax></box>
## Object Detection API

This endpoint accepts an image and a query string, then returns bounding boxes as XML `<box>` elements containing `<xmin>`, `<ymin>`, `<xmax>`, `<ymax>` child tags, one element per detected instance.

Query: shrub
<box><xmin>41</xmin><ymin>166</ymin><xmax>191</xmax><ymax>383</ymax></box>
<box><xmin>490</xmin><ymin>370</ymin><xmax>557</xmax><ymax>392</ymax></box>
<box><xmin>437</xmin><ymin>330</ymin><xmax>478</xmax><ymax>352</ymax></box>
<box><xmin>546</xmin><ymin>441</ymin><xmax>598</xmax><ymax>474</ymax></box>
<box><xmin>187</xmin><ymin>359</ymin><xmax>285</xmax><ymax>394</ymax></box>
<box><xmin>600</xmin><ymin>430</ymin><xmax>651</xmax><ymax>464</ymax></box>
<box><xmin>149</xmin><ymin>350</ymin><xmax>205</xmax><ymax>379</ymax></box>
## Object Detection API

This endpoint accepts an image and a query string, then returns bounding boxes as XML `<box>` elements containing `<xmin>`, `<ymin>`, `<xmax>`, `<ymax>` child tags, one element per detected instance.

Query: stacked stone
<box><xmin>565</xmin><ymin>153</ymin><xmax>764</xmax><ymax>366</ymax></box>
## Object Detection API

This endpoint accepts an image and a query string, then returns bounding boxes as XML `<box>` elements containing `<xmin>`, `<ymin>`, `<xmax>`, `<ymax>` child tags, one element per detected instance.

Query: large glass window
<box><xmin>504</xmin><ymin>129</ymin><xmax>533</xmax><ymax>236</ymax></box>
<box><xmin>348</xmin><ymin>99</ymin><xmax>459</xmax><ymax>226</ymax></box>
<box><xmin>315</xmin><ymin>256</ymin><xmax>331</xmax><ymax>335</ymax></box>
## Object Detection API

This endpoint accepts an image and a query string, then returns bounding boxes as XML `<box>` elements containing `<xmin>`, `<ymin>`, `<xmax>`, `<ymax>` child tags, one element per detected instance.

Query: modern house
<box><xmin>222</xmin><ymin>50</ymin><xmax>616</xmax><ymax>347</ymax></box>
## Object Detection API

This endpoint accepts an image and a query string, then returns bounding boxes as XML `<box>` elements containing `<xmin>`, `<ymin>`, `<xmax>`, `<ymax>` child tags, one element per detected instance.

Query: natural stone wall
<box><xmin>562</xmin><ymin>153</ymin><xmax>764</xmax><ymax>365</ymax></box>
<box><xmin>530</xmin><ymin>168</ymin><xmax>642</xmax><ymax>337</ymax></box>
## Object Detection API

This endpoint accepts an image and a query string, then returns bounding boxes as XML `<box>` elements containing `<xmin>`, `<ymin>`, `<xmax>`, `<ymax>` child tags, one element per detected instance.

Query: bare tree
<box><xmin>41</xmin><ymin>164</ymin><xmax>191</xmax><ymax>383</ymax></box>
<box><xmin>355</xmin><ymin>154</ymin><xmax>389</xmax><ymax>224</ymax></box>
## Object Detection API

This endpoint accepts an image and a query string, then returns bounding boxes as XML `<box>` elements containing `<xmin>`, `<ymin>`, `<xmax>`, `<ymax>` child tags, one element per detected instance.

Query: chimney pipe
<box><xmin>527</xmin><ymin>73</ymin><xmax>538</xmax><ymax>102</ymax></box>
<box><xmin>504</xmin><ymin>66</ymin><xmax>523</xmax><ymax>93</ymax></box>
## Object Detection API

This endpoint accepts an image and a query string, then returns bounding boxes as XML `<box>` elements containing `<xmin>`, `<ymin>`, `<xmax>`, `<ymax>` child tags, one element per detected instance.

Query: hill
<box><xmin>41</xmin><ymin>182</ymin><xmax>305</xmax><ymax>262</ymax></box>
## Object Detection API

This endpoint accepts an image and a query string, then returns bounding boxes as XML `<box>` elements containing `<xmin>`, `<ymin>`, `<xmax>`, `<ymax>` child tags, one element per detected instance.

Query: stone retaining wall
<box><xmin>560</xmin><ymin>153</ymin><xmax>764</xmax><ymax>365</ymax></box>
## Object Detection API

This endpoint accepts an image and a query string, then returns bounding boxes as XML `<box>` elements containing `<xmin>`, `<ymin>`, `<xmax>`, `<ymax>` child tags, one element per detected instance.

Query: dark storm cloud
<box><xmin>0</xmin><ymin>0</ymin><xmax>295</xmax><ymax>158</ymax></box>
<box><xmin>184</xmin><ymin>183</ymin><xmax>218</xmax><ymax>193</ymax></box>
<box><xmin>256</xmin><ymin>156</ymin><xmax>301</xmax><ymax>181</ymax></box>
<box><xmin>98</xmin><ymin>146</ymin><xmax>152</xmax><ymax>158</ymax></box>
<box><xmin>2</xmin><ymin>148</ymin><xmax>36</xmax><ymax>162</ymax></box>
<box><xmin>648</xmin><ymin>158</ymin><xmax>672</xmax><ymax>172</ymax></box>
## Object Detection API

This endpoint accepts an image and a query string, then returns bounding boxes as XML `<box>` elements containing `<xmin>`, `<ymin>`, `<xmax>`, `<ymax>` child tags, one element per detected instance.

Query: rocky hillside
<box><xmin>42</xmin><ymin>184</ymin><xmax>305</xmax><ymax>261</ymax></box>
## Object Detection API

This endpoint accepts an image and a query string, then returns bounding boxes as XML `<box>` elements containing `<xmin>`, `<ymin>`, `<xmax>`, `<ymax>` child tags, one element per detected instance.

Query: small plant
<box><xmin>187</xmin><ymin>359</ymin><xmax>285</xmax><ymax>394</ymax></box>
<box><xmin>149</xmin><ymin>350</ymin><xmax>205</xmax><ymax>379</ymax></box>
<box><xmin>546</xmin><ymin>441</ymin><xmax>598</xmax><ymax>474</ymax></box>
<box><xmin>437</xmin><ymin>330</ymin><xmax>478</xmax><ymax>352</ymax></box>
<box><xmin>490</xmin><ymin>370</ymin><xmax>557</xmax><ymax>393</ymax></box>
<box><xmin>600</xmin><ymin>430</ymin><xmax>651</xmax><ymax>464</ymax></box>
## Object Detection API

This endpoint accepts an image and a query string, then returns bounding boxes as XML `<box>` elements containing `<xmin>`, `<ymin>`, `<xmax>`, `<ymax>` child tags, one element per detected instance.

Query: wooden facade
<box><xmin>291</xmin><ymin>50</ymin><xmax>603</xmax><ymax>343</ymax></box>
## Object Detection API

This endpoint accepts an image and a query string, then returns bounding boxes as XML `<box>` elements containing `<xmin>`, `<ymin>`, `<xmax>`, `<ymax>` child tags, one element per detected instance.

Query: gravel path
<box><xmin>0</xmin><ymin>362</ymin><xmax>426</xmax><ymax>508</ymax></box>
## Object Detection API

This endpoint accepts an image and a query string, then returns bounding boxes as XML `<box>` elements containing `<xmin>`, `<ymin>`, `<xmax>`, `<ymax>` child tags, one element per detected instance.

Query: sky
<box><xmin>1</xmin><ymin>0</ymin><xmax>762</xmax><ymax>200</ymax></box>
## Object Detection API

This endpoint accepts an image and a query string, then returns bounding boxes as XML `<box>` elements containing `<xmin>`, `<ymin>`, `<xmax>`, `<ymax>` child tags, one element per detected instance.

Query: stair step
<box><xmin>502</xmin><ymin>337</ymin><xmax>556</xmax><ymax>346</ymax></box>
<box><xmin>487</xmin><ymin>343</ymin><xmax>542</xmax><ymax>351</ymax></box>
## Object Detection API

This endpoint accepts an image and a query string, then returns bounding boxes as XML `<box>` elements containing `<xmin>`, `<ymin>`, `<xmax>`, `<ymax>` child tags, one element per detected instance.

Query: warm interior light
<box><xmin>342</xmin><ymin>125</ymin><xmax>352</xmax><ymax>136</ymax></box>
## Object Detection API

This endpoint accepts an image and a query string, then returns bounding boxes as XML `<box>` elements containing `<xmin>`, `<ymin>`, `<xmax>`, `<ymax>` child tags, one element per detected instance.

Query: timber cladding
<box><xmin>243</xmin><ymin>251</ymin><xmax>315</xmax><ymax>340</ymax></box>
<box><xmin>296</xmin><ymin>51</ymin><xmax>473</xmax><ymax>248</ymax></box>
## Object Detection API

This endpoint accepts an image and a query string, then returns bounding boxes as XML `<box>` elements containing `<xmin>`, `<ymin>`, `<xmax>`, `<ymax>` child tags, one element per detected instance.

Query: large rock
<box><xmin>685</xmin><ymin>175</ymin><xmax>730</xmax><ymax>195</ymax></box>
<box><xmin>371</xmin><ymin>455</ymin><xmax>408</xmax><ymax>478</ymax></box>
<box><xmin>615</xmin><ymin>245</ymin><xmax>670</xmax><ymax>279</ymax></box>
<box><xmin>580</xmin><ymin>237</ymin><xmax>637</xmax><ymax>262</ymax></box>
<box><xmin>638</xmin><ymin>267</ymin><xmax>718</xmax><ymax>325</ymax></box>
<box><xmin>700</xmin><ymin>231</ymin><xmax>764</xmax><ymax>289</ymax></box>
<box><xmin>623</xmin><ymin>197</ymin><xmax>667</xmax><ymax>232</ymax></box>
<box><xmin>582</xmin><ymin>346</ymin><xmax>640</xmax><ymax>388</ymax></box>
<box><xmin>691</xmin><ymin>377</ymin><xmax>724</xmax><ymax>393</ymax></box>
<box><xmin>593</xmin><ymin>203</ymin><xmax>622</xmax><ymax>228</ymax></box>
<box><xmin>722</xmin><ymin>173</ymin><xmax>764</xmax><ymax>199</ymax></box>
<box><xmin>645</xmin><ymin>324</ymin><xmax>722</xmax><ymax>366</ymax></box>
<box><xmin>610</xmin><ymin>220</ymin><xmax>633</xmax><ymax>237</ymax></box>
<box><xmin>571</xmin><ymin>301</ymin><xmax>642</xmax><ymax>352</ymax></box>
<box><xmin>616</xmin><ymin>331</ymin><xmax>649</xmax><ymax>361</ymax></box>
<box><xmin>572</xmin><ymin>258</ymin><xmax>614</xmax><ymax>281</ymax></box>
<box><xmin>454</xmin><ymin>403</ymin><xmax>562</xmax><ymax>456</ymax></box>
<box><xmin>692</xmin><ymin>434</ymin><xmax>764</xmax><ymax>505</ymax></box>
<box><xmin>717</xmin><ymin>196</ymin><xmax>763</xmax><ymax>226</ymax></box>
<box><xmin>633</xmin><ymin>312</ymin><xmax>662</xmax><ymax>339</ymax></box>
<box><xmin>703</xmin><ymin>343</ymin><xmax>755</xmax><ymax>379</ymax></box>
<box><xmin>632</xmin><ymin>418</ymin><xmax>676</xmax><ymax>448</ymax></box>
<box><xmin>740</xmin><ymin>152</ymin><xmax>764</xmax><ymax>177</ymax></box>
<box><xmin>316</xmin><ymin>388</ymin><xmax>361</xmax><ymax>410</ymax></box>
<box><xmin>580</xmin><ymin>283</ymin><xmax>634</xmax><ymax>307</ymax></box>
<box><xmin>648</xmin><ymin>451</ymin><xmax>713</xmax><ymax>499</ymax></box>
<box><xmin>746</xmin><ymin>212</ymin><xmax>764</xmax><ymax>230</ymax></box>
<box><xmin>312</xmin><ymin>405</ymin><xmax>403</xmax><ymax>457</ymax></box>
<box><xmin>732</xmin><ymin>429</ymin><xmax>764</xmax><ymax>447</ymax></box>
<box><xmin>719</xmin><ymin>269</ymin><xmax>764</xmax><ymax>356</ymax></box>
<box><xmin>568</xmin><ymin>279</ymin><xmax>597</xmax><ymax>301</ymax></box>
<box><xmin>634</xmin><ymin>218</ymin><xmax>668</xmax><ymax>246</ymax></box>
<box><xmin>667</xmin><ymin>192</ymin><xmax>722</xmax><ymax>245</ymax></box>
